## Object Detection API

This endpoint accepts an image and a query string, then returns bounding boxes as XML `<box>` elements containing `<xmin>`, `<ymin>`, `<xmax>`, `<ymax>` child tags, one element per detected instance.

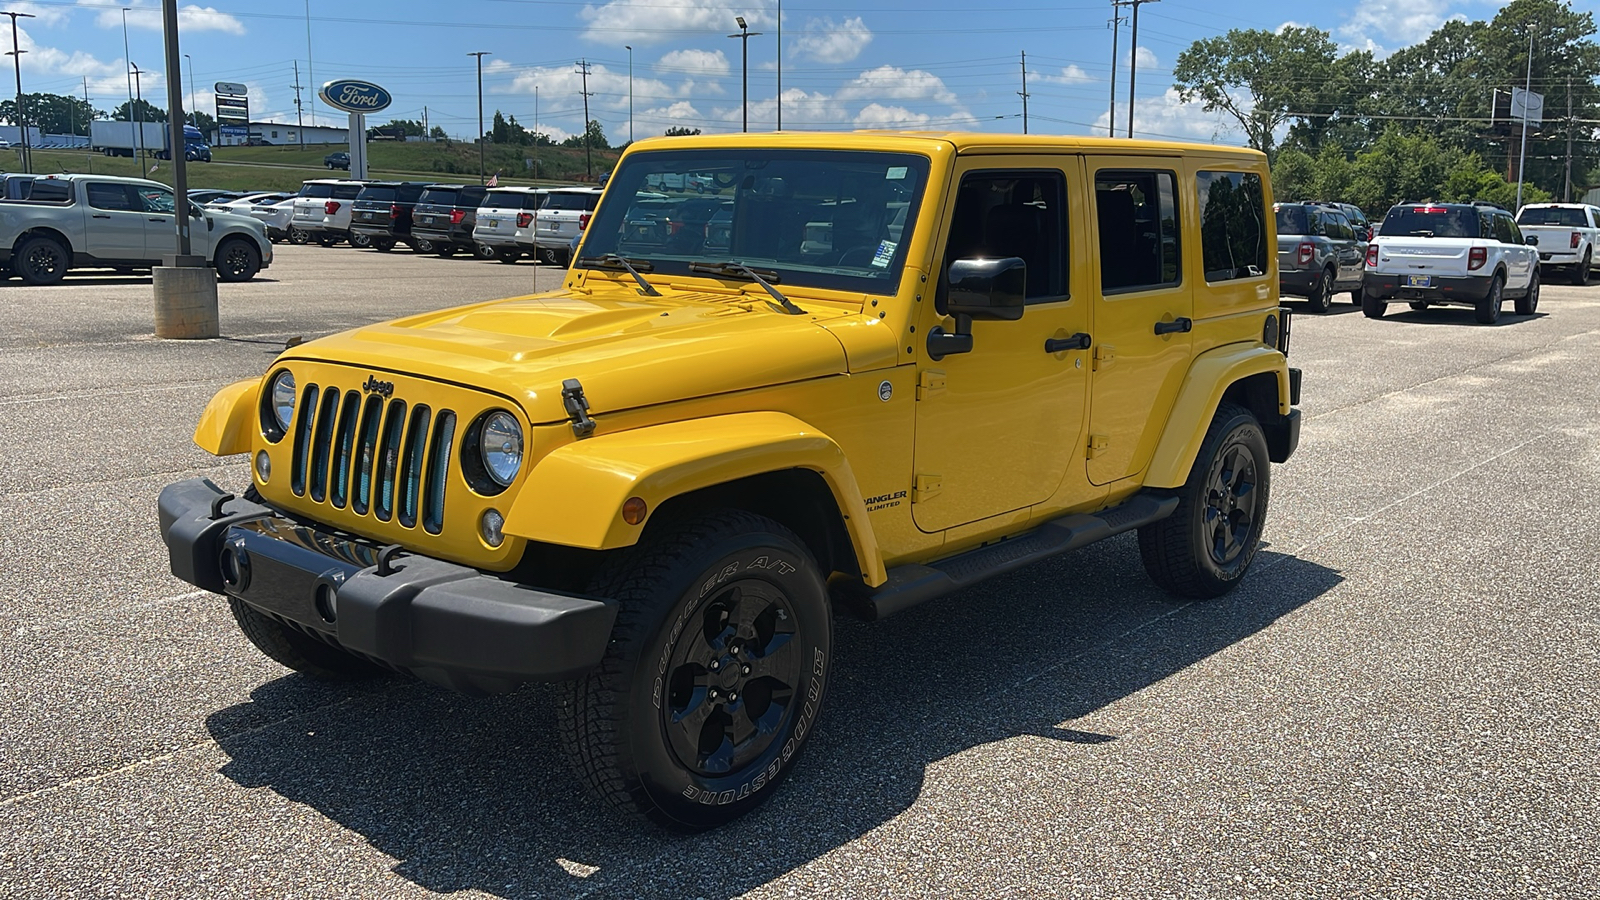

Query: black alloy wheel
<box><xmin>14</xmin><ymin>236</ymin><xmax>68</xmax><ymax>285</ymax></box>
<box><xmin>215</xmin><ymin>239</ymin><xmax>261</xmax><ymax>282</ymax></box>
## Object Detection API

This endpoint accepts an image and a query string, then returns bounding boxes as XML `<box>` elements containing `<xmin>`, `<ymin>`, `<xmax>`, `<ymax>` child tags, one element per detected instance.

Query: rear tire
<box><xmin>373</xmin><ymin>238</ymin><xmax>395</xmax><ymax>252</ymax></box>
<box><xmin>495</xmin><ymin>248</ymin><xmax>520</xmax><ymax>264</ymax></box>
<box><xmin>1306</xmin><ymin>267</ymin><xmax>1333</xmax><ymax>313</ymax></box>
<box><xmin>13</xmin><ymin>235</ymin><xmax>69</xmax><ymax>285</ymax></box>
<box><xmin>1573</xmin><ymin>251</ymin><xmax>1591</xmax><ymax>285</ymax></box>
<box><xmin>1361</xmin><ymin>290</ymin><xmax>1387</xmax><ymax>319</ymax></box>
<box><xmin>1408</xmin><ymin>301</ymin><xmax>1429</xmax><ymax>311</ymax></box>
<box><xmin>228</xmin><ymin>597</ymin><xmax>387</xmax><ymax>680</ymax></box>
<box><xmin>1474</xmin><ymin>274</ymin><xmax>1504</xmax><ymax>324</ymax></box>
<box><xmin>476</xmin><ymin>243</ymin><xmax>498</xmax><ymax>260</ymax></box>
<box><xmin>349</xmin><ymin>233</ymin><xmax>371</xmax><ymax>249</ymax></box>
<box><xmin>556</xmin><ymin>510</ymin><xmax>832</xmax><ymax>831</ymax></box>
<box><xmin>1350</xmin><ymin>289</ymin><xmax>1362</xmax><ymax>305</ymax></box>
<box><xmin>1138</xmin><ymin>403</ymin><xmax>1270</xmax><ymax>599</ymax></box>
<box><xmin>1515</xmin><ymin>266</ymin><xmax>1540</xmax><ymax>315</ymax></box>
<box><xmin>411</xmin><ymin>238</ymin><xmax>434</xmax><ymax>253</ymax></box>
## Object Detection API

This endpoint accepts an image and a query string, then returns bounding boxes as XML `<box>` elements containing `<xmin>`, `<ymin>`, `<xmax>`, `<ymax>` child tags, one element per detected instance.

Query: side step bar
<box><xmin>851</xmin><ymin>494</ymin><xmax>1180</xmax><ymax>621</ymax></box>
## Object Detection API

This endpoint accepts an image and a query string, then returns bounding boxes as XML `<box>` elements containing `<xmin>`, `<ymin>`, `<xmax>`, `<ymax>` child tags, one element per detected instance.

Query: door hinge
<box><xmin>917</xmin><ymin>369</ymin><xmax>946</xmax><ymax>400</ymax></box>
<box><xmin>1086</xmin><ymin>433</ymin><xmax>1109</xmax><ymax>459</ymax></box>
<box><xmin>913</xmin><ymin>474</ymin><xmax>942</xmax><ymax>503</ymax></box>
<box><xmin>1092</xmin><ymin>345</ymin><xmax>1115</xmax><ymax>371</ymax></box>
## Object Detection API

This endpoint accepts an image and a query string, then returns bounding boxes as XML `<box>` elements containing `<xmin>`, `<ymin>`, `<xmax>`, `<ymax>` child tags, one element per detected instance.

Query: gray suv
<box><xmin>1275</xmin><ymin>201</ymin><xmax>1369</xmax><ymax>312</ymax></box>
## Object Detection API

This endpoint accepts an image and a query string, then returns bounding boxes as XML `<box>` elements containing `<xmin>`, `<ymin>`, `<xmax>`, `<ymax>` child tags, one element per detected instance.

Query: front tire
<box><xmin>557</xmin><ymin>510</ymin><xmax>832</xmax><ymax>831</ymax></box>
<box><xmin>1475</xmin><ymin>274</ymin><xmax>1504</xmax><ymax>324</ymax></box>
<box><xmin>228</xmin><ymin>597</ymin><xmax>387</xmax><ymax>680</ymax></box>
<box><xmin>215</xmin><ymin>238</ymin><xmax>261</xmax><ymax>282</ymax></box>
<box><xmin>1515</xmin><ymin>266</ymin><xmax>1540</xmax><ymax>315</ymax></box>
<box><xmin>1138</xmin><ymin>403</ymin><xmax>1270</xmax><ymax>599</ymax></box>
<box><xmin>14</xmin><ymin>235</ymin><xmax>69</xmax><ymax>285</ymax></box>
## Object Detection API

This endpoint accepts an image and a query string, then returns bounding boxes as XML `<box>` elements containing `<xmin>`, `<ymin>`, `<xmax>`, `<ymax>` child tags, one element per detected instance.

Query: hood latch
<box><xmin>562</xmin><ymin>378</ymin><xmax>597</xmax><ymax>439</ymax></box>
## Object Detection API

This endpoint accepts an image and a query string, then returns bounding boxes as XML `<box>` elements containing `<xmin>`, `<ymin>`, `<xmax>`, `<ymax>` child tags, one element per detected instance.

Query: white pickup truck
<box><xmin>1515</xmin><ymin>202</ymin><xmax>1600</xmax><ymax>285</ymax></box>
<box><xmin>0</xmin><ymin>174</ymin><xmax>273</xmax><ymax>285</ymax></box>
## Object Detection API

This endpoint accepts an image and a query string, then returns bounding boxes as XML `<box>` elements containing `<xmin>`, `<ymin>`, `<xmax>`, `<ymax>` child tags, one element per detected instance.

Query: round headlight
<box><xmin>480</xmin><ymin>411</ymin><xmax>523</xmax><ymax>487</ymax></box>
<box><xmin>269</xmin><ymin>370</ymin><xmax>296</xmax><ymax>432</ymax></box>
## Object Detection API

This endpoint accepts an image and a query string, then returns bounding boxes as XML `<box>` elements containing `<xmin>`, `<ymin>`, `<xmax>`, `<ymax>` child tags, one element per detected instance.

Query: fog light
<box><xmin>480</xmin><ymin>508</ymin><xmax>505</xmax><ymax>547</ymax></box>
<box><xmin>254</xmin><ymin>450</ymin><xmax>271</xmax><ymax>482</ymax></box>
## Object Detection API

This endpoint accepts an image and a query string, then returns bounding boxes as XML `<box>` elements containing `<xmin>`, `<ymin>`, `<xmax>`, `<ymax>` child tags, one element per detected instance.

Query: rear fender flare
<box><xmin>1145</xmin><ymin>345</ymin><xmax>1290</xmax><ymax>489</ymax></box>
<box><xmin>506</xmin><ymin>411</ymin><xmax>885</xmax><ymax>584</ymax></box>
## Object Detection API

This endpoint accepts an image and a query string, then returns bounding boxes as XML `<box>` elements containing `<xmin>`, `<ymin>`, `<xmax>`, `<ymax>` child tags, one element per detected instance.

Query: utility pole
<box><xmin>183</xmin><ymin>52</ymin><xmax>194</xmax><ymax>127</ymax></box>
<box><xmin>1515</xmin><ymin>27</ymin><xmax>1534</xmax><ymax>213</ymax></box>
<box><xmin>625</xmin><ymin>44</ymin><xmax>634</xmax><ymax>145</ymax></box>
<box><xmin>1019</xmin><ymin>51</ymin><xmax>1030</xmax><ymax>135</ymax></box>
<box><xmin>304</xmin><ymin>0</ymin><xmax>315</xmax><ymax>127</ymax></box>
<box><xmin>469</xmin><ymin>51</ymin><xmax>490</xmax><ymax>185</ymax></box>
<box><xmin>131</xmin><ymin>62</ymin><xmax>144</xmax><ymax>163</ymax></box>
<box><xmin>1565</xmin><ymin>75</ymin><xmax>1573</xmax><ymax>202</ymax></box>
<box><xmin>292</xmin><ymin>60</ymin><xmax>304</xmax><ymax>148</ymax></box>
<box><xmin>121</xmin><ymin>7</ymin><xmax>134</xmax><ymax>149</ymax></box>
<box><xmin>575</xmin><ymin>58</ymin><xmax>593</xmax><ymax>177</ymax></box>
<box><xmin>1126</xmin><ymin>0</ymin><xmax>1158</xmax><ymax>138</ymax></box>
<box><xmin>1108</xmin><ymin>0</ymin><xmax>1123</xmax><ymax>137</ymax></box>
<box><xmin>5</xmin><ymin>10</ymin><xmax>35</xmax><ymax>174</ymax></box>
<box><xmin>84</xmin><ymin>76</ymin><xmax>93</xmax><ymax>172</ymax></box>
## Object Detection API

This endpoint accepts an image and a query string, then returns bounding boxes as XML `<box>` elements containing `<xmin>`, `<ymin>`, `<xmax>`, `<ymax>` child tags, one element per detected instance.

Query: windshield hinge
<box><xmin>561</xmin><ymin>378</ymin><xmax>597</xmax><ymax>439</ymax></box>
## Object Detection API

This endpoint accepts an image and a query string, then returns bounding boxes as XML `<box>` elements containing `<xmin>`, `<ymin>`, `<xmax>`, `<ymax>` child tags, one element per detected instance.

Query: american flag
<box><xmin>486</xmin><ymin>173</ymin><xmax>499</xmax><ymax>187</ymax></box>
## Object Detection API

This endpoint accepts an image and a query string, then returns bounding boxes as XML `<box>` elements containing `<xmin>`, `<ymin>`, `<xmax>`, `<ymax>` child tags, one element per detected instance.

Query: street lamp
<box><xmin>184</xmin><ymin>53</ymin><xmax>196</xmax><ymax>128</ymax></box>
<box><xmin>625</xmin><ymin>44</ymin><xmax>633</xmax><ymax>145</ymax></box>
<box><xmin>3</xmin><ymin>10</ymin><xmax>33</xmax><ymax>174</ymax></box>
<box><xmin>468</xmin><ymin>51</ymin><xmax>489</xmax><ymax>185</ymax></box>
<box><xmin>728</xmin><ymin>15</ymin><xmax>762</xmax><ymax>133</ymax></box>
<box><xmin>130</xmin><ymin>62</ymin><xmax>144</xmax><ymax>162</ymax></box>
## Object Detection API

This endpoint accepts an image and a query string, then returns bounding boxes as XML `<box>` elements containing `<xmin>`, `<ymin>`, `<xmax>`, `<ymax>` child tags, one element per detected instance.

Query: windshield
<box><xmin>579</xmin><ymin>149</ymin><xmax>930</xmax><ymax>294</ymax></box>
<box><xmin>1517</xmin><ymin>206</ymin><xmax>1588</xmax><ymax>227</ymax></box>
<box><xmin>1274</xmin><ymin>205</ymin><xmax>1308</xmax><ymax>235</ymax></box>
<box><xmin>1381</xmin><ymin>206</ymin><xmax>1481</xmax><ymax>238</ymax></box>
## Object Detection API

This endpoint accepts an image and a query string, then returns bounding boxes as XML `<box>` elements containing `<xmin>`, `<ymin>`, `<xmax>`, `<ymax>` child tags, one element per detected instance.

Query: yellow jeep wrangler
<box><xmin>159</xmin><ymin>132</ymin><xmax>1300</xmax><ymax>830</ymax></box>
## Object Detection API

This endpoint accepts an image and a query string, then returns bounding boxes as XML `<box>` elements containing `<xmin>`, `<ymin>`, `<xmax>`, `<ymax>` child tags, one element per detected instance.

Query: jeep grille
<box><xmin>288</xmin><ymin>383</ymin><xmax>457</xmax><ymax>534</ymax></box>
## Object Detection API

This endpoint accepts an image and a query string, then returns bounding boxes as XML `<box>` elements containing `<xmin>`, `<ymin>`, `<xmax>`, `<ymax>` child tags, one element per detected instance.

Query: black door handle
<box><xmin>92</xmin><ymin>214</ymin><xmax>111</xmax><ymax>219</ymax></box>
<box><xmin>1044</xmin><ymin>332</ymin><xmax>1091</xmax><ymax>353</ymax></box>
<box><xmin>1153</xmin><ymin>317</ymin><xmax>1193</xmax><ymax>336</ymax></box>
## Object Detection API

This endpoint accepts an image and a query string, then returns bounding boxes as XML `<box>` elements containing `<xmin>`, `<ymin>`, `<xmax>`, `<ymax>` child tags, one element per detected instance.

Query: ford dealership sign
<box><xmin>319</xmin><ymin>80</ymin><xmax>392</xmax><ymax>114</ymax></box>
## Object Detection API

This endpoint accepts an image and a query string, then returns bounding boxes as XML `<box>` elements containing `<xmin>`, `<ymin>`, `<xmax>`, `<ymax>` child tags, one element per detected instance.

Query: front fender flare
<box><xmin>1144</xmin><ymin>344</ymin><xmax>1290</xmax><ymax>489</ymax></box>
<box><xmin>505</xmin><ymin>411</ymin><xmax>885</xmax><ymax>585</ymax></box>
<box><xmin>192</xmin><ymin>378</ymin><xmax>259</xmax><ymax>456</ymax></box>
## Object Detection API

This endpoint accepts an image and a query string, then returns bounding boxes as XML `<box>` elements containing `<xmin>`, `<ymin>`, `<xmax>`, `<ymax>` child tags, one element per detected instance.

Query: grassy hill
<box><xmin>18</xmin><ymin>140</ymin><xmax>621</xmax><ymax>193</ymax></box>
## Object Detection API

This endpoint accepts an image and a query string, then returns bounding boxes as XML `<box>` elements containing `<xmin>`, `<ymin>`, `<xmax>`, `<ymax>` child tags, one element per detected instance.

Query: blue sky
<box><xmin>9</xmin><ymin>0</ymin><xmax>1548</xmax><ymax>145</ymax></box>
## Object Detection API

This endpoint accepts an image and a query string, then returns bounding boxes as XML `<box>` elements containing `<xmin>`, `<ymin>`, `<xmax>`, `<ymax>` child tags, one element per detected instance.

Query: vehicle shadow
<box><xmin>205</xmin><ymin>538</ymin><xmax>1341</xmax><ymax>899</ymax></box>
<box><xmin>1385</xmin><ymin>307</ymin><xmax>1547</xmax><ymax>326</ymax></box>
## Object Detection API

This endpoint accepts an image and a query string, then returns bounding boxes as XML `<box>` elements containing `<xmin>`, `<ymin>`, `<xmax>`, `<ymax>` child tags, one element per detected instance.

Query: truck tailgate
<box><xmin>1374</xmin><ymin>239</ymin><xmax>1474</xmax><ymax>277</ymax></box>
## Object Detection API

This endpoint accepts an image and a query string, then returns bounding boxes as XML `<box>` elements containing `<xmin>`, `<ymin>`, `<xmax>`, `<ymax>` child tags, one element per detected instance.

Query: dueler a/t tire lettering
<box><xmin>556</xmin><ymin>509</ymin><xmax>832</xmax><ymax>831</ymax></box>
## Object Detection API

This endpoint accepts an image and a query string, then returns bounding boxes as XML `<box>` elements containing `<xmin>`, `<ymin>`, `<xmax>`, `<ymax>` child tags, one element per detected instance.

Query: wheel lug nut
<box><xmin>742</xmin><ymin>664</ymin><xmax>751</xmax><ymax>675</ymax></box>
<box><xmin>709</xmin><ymin>689</ymin><xmax>718</xmax><ymax>699</ymax></box>
<box><xmin>709</xmin><ymin>660</ymin><xmax>719</xmax><ymax>671</ymax></box>
<box><xmin>728</xmin><ymin>692</ymin><xmax>737</xmax><ymax>702</ymax></box>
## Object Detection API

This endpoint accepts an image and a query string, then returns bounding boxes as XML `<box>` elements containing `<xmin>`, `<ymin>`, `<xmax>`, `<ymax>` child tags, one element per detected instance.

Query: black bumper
<box><xmin>1364</xmin><ymin>272</ymin><xmax>1495</xmax><ymax>303</ymax></box>
<box><xmin>1278</xmin><ymin>268</ymin><xmax>1320</xmax><ymax>297</ymax></box>
<box><xmin>412</xmin><ymin>226</ymin><xmax>472</xmax><ymax>247</ymax></box>
<box><xmin>158</xmin><ymin>477</ymin><xmax>617</xmax><ymax>694</ymax></box>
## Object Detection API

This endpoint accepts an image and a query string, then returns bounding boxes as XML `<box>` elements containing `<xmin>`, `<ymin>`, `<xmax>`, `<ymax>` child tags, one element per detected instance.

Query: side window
<box><xmin>87</xmin><ymin>183</ymin><xmax>136</xmax><ymax>211</ymax></box>
<box><xmin>1498</xmin><ymin>215</ymin><xmax>1523</xmax><ymax>245</ymax></box>
<box><xmin>1325</xmin><ymin>212</ymin><xmax>1350</xmax><ymax>240</ymax></box>
<box><xmin>943</xmin><ymin>169</ymin><xmax>1068</xmax><ymax>303</ymax></box>
<box><xmin>1479</xmin><ymin>211</ymin><xmax>1496</xmax><ymax>239</ymax></box>
<box><xmin>1195</xmin><ymin>170</ymin><xmax>1267</xmax><ymax>282</ymax></box>
<box><xmin>1096</xmin><ymin>169</ymin><xmax>1180</xmax><ymax>291</ymax></box>
<box><xmin>141</xmin><ymin>188</ymin><xmax>176</xmax><ymax>214</ymax></box>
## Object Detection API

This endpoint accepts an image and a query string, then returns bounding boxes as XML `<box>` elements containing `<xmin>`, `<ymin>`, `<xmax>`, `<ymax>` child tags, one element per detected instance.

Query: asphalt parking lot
<box><xmin>2</xmin><ymin>245</ymin><xmax>1597</xmax><ymax>898</ymax></box>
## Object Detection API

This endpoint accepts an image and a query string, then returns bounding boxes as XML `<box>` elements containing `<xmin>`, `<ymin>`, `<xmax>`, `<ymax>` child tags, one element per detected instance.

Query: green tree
<box><xmin>1172</xmin><ymin>26</ymin><xmax>1343</xmax><ymax>159</ymax></box>
<box><xmin>1270</xmin><ymin>149</ymin><xmax>1316</xmax><ymax>202</ymax></box>
<box><xmin>664</xmin><ymin>125</ymin><xmax>701</xmax><ymax>136</ymax></box>
<box><xmin>429</xmin><ymin>125</ymin><xmax>447</xmax><ymax>140</ymax></box>
<box><xmin>0</xmin><ymin>92</ymin><xmax>101</xmax><ymax>136</ymax></box>
<box><xmin>110</xmin><ymin>99</ymin><xmax>167</xmax><ymax>124</ymax></box>
<box><xmin>491</xmin><ymin>110</ymin><xmax>510</xmax><ymax>144</ymax></box>
<box><xmin>561</xmin><ymin>119</ymin><xmax>609</xmax><ymax>150</ymax></box>
<box><xmin>191</xmin><ymin>110</ymin><xmax>217</xmax><ymax>134</ymax></box>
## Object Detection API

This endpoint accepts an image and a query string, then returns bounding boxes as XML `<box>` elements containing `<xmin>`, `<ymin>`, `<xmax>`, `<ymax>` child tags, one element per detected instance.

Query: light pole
<box><xmin>1125</xmin><ymin>0</ymin><xmax>1158</xmax><ymax>138</ymax></box>
<box><xmin>121</xmin><ymin>8</ymin><xmax>141</xmax><ymax>158</ymax></box>
<box><xmin>625</xmin><ymin>44</ymin><xmax>633</xmax><ymax>145</ymax></box>
<box><xmin>728</xmin><ymin>16</ymin><xmax>762</xmax><ymax>133</ymax></box>
<box><xmin>3</xmin><ymin>10</ymin><xmax>33</xmax><ymax>174</ymax></box>
<box><xmin>469</xmin><ymin>51</ymin><xmax>489</xmax><ymax>185</ymax></box>
<box><xmin>184</xmin><ymin>52</ymin><xmax>195</xmax><ymax>128</ymax></box>
<box><xmin>130</xmin><ymin>62</ymin><xmax>144</xmax><ymax>162</ymax></box>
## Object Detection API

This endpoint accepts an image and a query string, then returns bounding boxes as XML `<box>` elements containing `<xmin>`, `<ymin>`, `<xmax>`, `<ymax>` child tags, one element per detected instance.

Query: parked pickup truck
<box><xmin>1514</xmin><ymin>202</ymin><xmax>1600</xmax><ymax>285</ymax></box>
<box><xmin>0</xmin><ymin>174</ymin><xmax>272</xmax><ymax>284</ymax></box>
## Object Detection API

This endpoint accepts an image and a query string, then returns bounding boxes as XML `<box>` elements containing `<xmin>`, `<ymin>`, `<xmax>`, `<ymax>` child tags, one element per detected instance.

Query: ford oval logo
<box><xmin>319</xmin><ymin>80</ymin><xmax>392</xmax><ymax>114</ymax></box>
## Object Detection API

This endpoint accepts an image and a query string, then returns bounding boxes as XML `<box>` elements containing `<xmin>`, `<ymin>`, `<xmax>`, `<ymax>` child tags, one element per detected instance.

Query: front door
<box><xmin>1086</xmin><ymin>160</ymin><xmax>1195</xmax><ymax>486</ymax></box>
<box><xmin>82</xmin><ymin>182</ymin><xmax>147</xmax><ymax>262</ymax></box>
<box><xmin>912</xmin><ymin>159</ymin><xmax>1092</xmax><ymax>533</ymax></box>
<box><xmin>139</xmin><ymin>186</ymin><xmax>212</xmax><ymax>260</ymax></box>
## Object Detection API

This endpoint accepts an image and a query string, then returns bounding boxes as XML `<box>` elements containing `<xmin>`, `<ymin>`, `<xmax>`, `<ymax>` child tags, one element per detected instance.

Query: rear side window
<box><xmin>299</xmin><ymin>183</ymin><xmax>333</xmax><ymax>199</ymax></box>
<box><xmin>419</xmin><ymin>188</ymin><xmax>460</xmax><ymax>206</ymax></box>
<box><xmin>1274</xmin><ymin>204</ymin><xmax>1307</xmax><ymax>235</ymax></box>
<box><xmin>1096</xmin><ymin>169</ymin><xmax>1180</xmax><ymax>291</ymax></box>
<box><xmin>1381</xmin><ymin>206</ymin><xmax>1480</xmax><ymax>238</ymax></box>
<box><xmin>359</xmin><ymin>186</ymin><xmax>397</xmax><ymax>202</ymax></box>
<box><xmin>459</xmin><ymin>188</ymin><xmax>488</xmax><ymax>207</ymax></box>
<box><xmin>545</xmin><ymin>192</ymin><xmax>598</xmax><ymax>211</ymax></box>
<box><xmin>87</xmin><ymin>183</ymin><xmax>137</xmax><ymax>211</ymax></box>
<box><xmin>1516</xmin><ymin>206</ymin><xmax>1587</xmax><ymax>227</ymax></box>
<box><xmin>332</xmin><ymin>184</ymin><xmax>362</xmax><ymax>200</ymax></box>
<box><xmin>1196</xmin><ymin>171</ymin><xmax>1268</xmax><ymax>282</ymax></box>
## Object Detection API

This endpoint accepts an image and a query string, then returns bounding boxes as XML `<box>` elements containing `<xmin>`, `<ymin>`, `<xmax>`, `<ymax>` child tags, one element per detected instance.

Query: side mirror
<box><xmin>945</xmin><ymin>257</ymin><xmax>1026</xmax><ymax>321</ymax></box>
<box><xmin>928</xmin><ymin>257</ymin><xmax>1026</xmax><ymax>361</ymax></box>
<box><xmin>1525</xmin><ymin>235</ymin><xmax>1539</xmax><ymax>245</ymax></box>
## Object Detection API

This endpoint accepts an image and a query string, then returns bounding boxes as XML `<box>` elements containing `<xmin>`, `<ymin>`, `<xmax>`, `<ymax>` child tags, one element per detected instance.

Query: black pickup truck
<box><xmin>348</xmin><ymin>182</ymin><xmax>433</xmax><ymax>252</ymax></box>
<box><xmin>410</xmin><ymin>184</ymin><xmax>488</xmax><ymax>256</ymax></box>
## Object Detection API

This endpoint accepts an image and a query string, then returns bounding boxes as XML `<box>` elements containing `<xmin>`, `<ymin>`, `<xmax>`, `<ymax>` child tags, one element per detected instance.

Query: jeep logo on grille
<box><xmin>362</xmin><ymin>375</ymin><xmax>394</xmax><ymax>397</ymax></box>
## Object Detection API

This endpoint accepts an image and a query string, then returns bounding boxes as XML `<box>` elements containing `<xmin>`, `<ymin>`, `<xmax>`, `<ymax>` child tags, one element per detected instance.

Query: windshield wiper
<box><xmin>577</xmin><ymin>253</ymin><xmax>660</xmax><ymax>296</ymax></box>
<box><xmin>688</xmin><ymin>261</ymin><xmax>806</xmax><ymax>315</ymax></box>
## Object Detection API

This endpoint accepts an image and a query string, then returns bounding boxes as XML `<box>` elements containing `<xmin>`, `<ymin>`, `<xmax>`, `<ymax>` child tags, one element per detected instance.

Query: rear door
<box><xmin>1494</xmin><ymin>212</ymin><xmax>1535</xmax><ymax>289</ymax></box>
<box><xmin>82</xmin><ymin>182</ymin><xmax>147</xmax><ymax>260</ymax></box>
<box><xmin>1086</xmin><ymin>159</ymin><xmax>1194</xmax><ymax>486</ymax></box>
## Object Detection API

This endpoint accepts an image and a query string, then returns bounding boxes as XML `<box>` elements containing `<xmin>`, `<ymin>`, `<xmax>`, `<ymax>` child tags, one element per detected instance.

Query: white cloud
<box><xmin>1039</xmin><ymin>65</ymin><xmax>1095</xmax><ymax>85</ymax></box>
<box><xmin>657</xmin><ymin>49</ymin><xmax>730</xmax><ymax>78</ymax></box>
<box><xmin>1338</xmin><ymin>0</ymin><xmax>1462</xmax><ymax>55</ymax></box>
<box><xmin>792</xmin><ymin>17</ymin><xmax>872</xmax><ymax>64</ymax></box>
<box><xmin>1094</xmin><ymin>87</ymin><xmax>1244</xmax><ymax>143</ymax></box>
<box><xmin>838</xmin><ymin>66</ymin><xmax>959</xmax><ymax>107</ymax></box>
<box><xmin>92</xmin><ymin>1</ymin><xmax>245</xmax><ymax>35</ymax></box>
<box><xmin>1127</xmin><ymin>46</ymin><xmax>1158</xmax><ymax>71</ymax></box>
<box><xmin>853</xmin><ymin>103</ymin><xmax>930</xmax><ymax>129</ymax></box>
<box><xmin>11</xmin><ymin>2</ymin><xmax>71</xmax><ymax>27</ymax></box>
<box><xmin>580</xmin><ymin>0</ymin><xmax>775</xmax><ymax>45</ymax></box>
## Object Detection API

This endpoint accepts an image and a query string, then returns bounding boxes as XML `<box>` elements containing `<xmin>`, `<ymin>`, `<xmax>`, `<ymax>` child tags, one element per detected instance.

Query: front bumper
<box><xmin>158</xmin><ymin>477</ymin><xmax>617</xmax><ymax>694</ymax></box>
<box><xmin>1364</xmin><ymin>271</ymin><xmax>1495</xmax><ymax>304</ymax></box>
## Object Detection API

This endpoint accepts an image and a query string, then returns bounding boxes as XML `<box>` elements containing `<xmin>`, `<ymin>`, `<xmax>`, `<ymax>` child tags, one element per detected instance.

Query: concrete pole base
<box><xmin>153</xmin><ymin>265</ymin><xmax>220</xmax><ymax>339</ymax></box>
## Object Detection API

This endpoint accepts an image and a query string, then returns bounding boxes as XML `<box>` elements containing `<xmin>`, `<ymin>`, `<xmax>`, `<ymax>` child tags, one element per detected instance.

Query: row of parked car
<box><xmin>1275</xmin><ymin>198</ymin><xmax>1600</xmax><ymax>324</ymax></box>
<box><xmin>193</xmin><ymin>179</ymin><xmax>606</xmax><ymax>266</ymax></box>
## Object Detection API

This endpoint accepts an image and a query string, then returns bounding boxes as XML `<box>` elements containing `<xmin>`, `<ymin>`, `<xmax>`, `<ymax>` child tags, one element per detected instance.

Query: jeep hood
<box><xmin>281</xmin><ymin>287</ymin><xmax>852</xmax><ymax>423</ymax></box>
